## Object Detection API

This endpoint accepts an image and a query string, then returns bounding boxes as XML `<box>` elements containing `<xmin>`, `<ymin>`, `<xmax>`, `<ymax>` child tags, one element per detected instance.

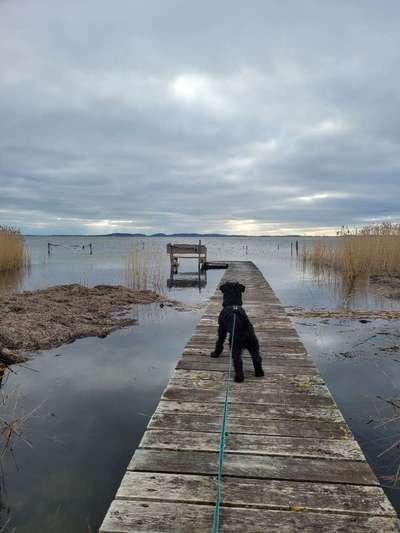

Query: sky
<box><xmin>1</xmin><ymin>1</ymin><xmax>399</xmax><ymax>236</ymax></box>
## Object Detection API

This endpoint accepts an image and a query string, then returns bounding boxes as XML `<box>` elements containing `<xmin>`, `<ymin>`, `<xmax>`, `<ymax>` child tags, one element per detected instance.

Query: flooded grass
<box><xmin>301</xmin><ymin>223</ymin><xmax>400</xmax><ymax>304</ymax></box>
<box><xmin>125</xmin><ymin>241</ymin><xmax>165</xmax><ymax>293</ymax></box>
<box><xmin>0</xmin><ymin>284</ymin><xmax>170</xmax><ymax>357</ymax></box>
<box><xmin>0</xmin><ymin>226</ymin><xmax>30</xmax><ymax>274</ymax></box>
<box><xmin>0</xmin><ymin>385</ymin><xmax>42</xmax><ymax>459</ymax></box>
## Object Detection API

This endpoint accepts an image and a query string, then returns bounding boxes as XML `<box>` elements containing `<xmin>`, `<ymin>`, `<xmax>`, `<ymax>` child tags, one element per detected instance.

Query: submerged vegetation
<box><xmin>0</xmin><ymin>284</ymin><xmax>167</xmax><ymax>356</ymax></box>
<box><xmin>125</xmin><ymin>240</ymin><xmax>165</xmax><ymax>293</ymax></box>
<box><xmin>0</xmin><ymin>226</ymin><xmax>30</xmax><ymax>274</ymax></box>
<box><xmin>301</xmin><ymin>223</ymin><xmax>400</xmax><ymax>300</ymax></box>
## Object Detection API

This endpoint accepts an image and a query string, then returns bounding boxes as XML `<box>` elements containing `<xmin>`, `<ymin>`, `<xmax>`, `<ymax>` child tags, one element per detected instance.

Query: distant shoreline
<box><xmin>23</xmin><ymin>232</ymin><xmax>326</xmax><ymax>238</ymax></box>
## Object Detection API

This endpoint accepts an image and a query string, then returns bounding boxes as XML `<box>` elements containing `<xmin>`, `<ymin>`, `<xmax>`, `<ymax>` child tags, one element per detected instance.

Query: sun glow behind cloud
<box><xmin>170</xmin><ymin>73</ymin><xmax>230</xmax><ymax>113</ymax></box>
<box><xmin>295</xmin><ymin>192</ymin><xmax>351</xmax><ymax>203</ymax></box>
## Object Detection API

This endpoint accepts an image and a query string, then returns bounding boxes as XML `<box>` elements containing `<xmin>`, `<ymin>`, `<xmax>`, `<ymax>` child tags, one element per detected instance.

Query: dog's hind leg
<box><xmin>246</xmin><ymin>330</ymin><xmax>264</xmax><ymax>377</ymax></box>
<box><xmin>210</xmin><ymin>324</ymin><xmax>227</xmax><ymax>358</ymax></box>
<box><xmin>231</xmin><ymin>344</ymin><xmax>245</xmax><ymax>383</ymax></box>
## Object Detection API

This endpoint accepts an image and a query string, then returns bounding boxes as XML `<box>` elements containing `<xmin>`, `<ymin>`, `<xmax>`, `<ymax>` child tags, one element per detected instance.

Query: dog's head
<box><xmin>219</xmin><ymin>281</ymin><xmax>245</xmax><ymax>307</ymax></box>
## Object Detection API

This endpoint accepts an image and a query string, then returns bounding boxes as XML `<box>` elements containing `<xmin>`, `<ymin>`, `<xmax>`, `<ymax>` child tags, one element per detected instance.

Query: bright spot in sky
<box><xmin>225</xmin><ymin>219</ymin><xmax>281</xmax><ymax>235</ymax></box>
<box><xmin>312</xmin><ymin>119</ymin><xmax>349</xmax><ymax>135</ymax></box>
<box><xmin>172</xmin><ymin>74</ymin><xmax>211</xmax><ymax>102</ymax></box>
<box><xmin>296</xmin><ymin>192</ymin><xmax>350</xmax><ymax>202</ymax></box>
<box><xmin>170</xmin><ymin>73</ymin><xmax>229</xmax><ymax>113</ymax></box>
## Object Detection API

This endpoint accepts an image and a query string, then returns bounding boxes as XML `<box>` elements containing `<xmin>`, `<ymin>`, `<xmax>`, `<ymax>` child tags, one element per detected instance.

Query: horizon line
<box><xmin>22</xmin><ymin>232</ymin><xmax>333</xmax><ymax>238</ymax></box>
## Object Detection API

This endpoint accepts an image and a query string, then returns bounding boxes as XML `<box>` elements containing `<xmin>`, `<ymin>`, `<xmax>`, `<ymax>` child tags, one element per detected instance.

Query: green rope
<box><xmin>212</xmin><ymin>310</ymin><xmax>237</xmax><ymax>533</ymax></box>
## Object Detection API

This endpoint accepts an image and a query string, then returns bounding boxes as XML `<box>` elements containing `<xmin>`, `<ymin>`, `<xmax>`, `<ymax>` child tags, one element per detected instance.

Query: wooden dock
<box><xmin>100</xmin><ymin>261</ymin><xmax>399</xmax><ymax>532</ymax></box>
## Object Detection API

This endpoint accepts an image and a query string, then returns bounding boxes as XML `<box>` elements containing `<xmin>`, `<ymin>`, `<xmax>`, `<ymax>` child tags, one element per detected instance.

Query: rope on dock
<box><xmin>212</xmin><ymin>310</ymin><xmax>237</xmax><ymax>533</ymax></box>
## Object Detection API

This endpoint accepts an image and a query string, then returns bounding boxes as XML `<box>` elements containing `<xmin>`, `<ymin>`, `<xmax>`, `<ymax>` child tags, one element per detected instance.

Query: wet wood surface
<box><xmin>100</xmin><ymin>261</ymin><xmax>399</xmax><ymax>532</ymax></box>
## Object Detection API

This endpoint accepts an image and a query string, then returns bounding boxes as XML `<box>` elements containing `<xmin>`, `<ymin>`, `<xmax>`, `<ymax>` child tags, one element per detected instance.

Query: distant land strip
<box><xmin>24</xmin><ymin>232</ymin><xmax>310</xmax><ymax>238</ymax></box>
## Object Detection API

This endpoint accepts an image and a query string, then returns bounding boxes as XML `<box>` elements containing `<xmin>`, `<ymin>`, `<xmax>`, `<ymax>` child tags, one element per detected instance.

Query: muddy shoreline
<box><xmin>0</xmin><ymin>284</ymin><xmax>175</xmax><ymax>369</ymax></box>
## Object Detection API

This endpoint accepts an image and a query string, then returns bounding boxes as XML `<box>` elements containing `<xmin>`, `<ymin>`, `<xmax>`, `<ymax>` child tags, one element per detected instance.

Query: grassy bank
<box><xmin>301</xmin><ymin>223</ymin><xmax>400</xmax><ymax>287</ymax></box>
<box><xmin>0</xmin><ymin>226</ymin><xmax>30</xmax><ymax>273</ymax></box>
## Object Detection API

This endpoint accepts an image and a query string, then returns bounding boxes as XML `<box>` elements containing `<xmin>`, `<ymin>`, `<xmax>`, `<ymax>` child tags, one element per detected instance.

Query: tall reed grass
<box><xmin>0</xmin><ymin>226</ymin><xmax>30</xmax><ymax>273</ymax></box>
<box><xmin>302</xmin><ymin>223</ymin><xmax>400</xmax><ymax>286</ymax></box>
<box><xmin>125</xmin><ymin>240</ymin><xmax>165</xmax><ymax>293</ymax></box>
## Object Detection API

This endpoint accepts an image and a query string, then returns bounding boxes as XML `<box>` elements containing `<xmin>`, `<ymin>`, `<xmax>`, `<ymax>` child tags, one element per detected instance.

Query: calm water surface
<box><xmin>1</xmin><ymin>236</ymin><xmax>400</xmax><ymax>531</ymax></box>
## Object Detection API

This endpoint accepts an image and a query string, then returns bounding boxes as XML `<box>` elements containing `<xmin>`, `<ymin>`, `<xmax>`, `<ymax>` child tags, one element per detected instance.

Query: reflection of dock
<box><xmin>101</xmin><ymin>261</ymin><xmax>398</xmax><ymax>532</ymax></box>
<box><xmin>166</xmin><ymin>241</ymin><xmax>228</xmax><ymax>291</ymax></box>
<box><xmin>167</xmin><ymin>270</ymin><xmax>207</xmax><ymax>290</ymax></box>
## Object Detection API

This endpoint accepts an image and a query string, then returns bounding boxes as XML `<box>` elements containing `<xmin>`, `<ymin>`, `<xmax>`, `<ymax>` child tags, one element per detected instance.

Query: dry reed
<box><xmin>0</xmin><ymin>226</ymin><xmax>30</xmax><ymax>273</ymax></box>
<box><xmin>125</xmin><ymin>241</ymin><xmax>165</xmax><ymax>293</ymax></box>
<box><xmin>301</xmin><ymin>223</ymin><xmax>400</xmax><ymax>303</ymax></box>
<box><xmin>302</xmin><ymin>223</ymin><xmax>400</xmax><ymax>283</ymax></box>
<box><xmin>0</xmin><ymin>385</ymin><xmax>43</xmax><ymax>458</ymax></box>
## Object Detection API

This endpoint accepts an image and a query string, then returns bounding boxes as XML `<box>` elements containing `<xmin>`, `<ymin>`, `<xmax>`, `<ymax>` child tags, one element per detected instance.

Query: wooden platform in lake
<box><xmin>100</xmin><ymin>261</ymin><xmax>399</xmax><ymax>532</ymax></box>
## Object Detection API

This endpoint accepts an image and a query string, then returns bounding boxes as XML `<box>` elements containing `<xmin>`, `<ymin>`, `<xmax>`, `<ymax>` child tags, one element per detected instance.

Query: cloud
<box><xmin>0</xmin><ymin>0</ymin><xmax>399</xmax><ymax>235</ymax></box>
<box><xmin>295</xmin><ymin>193</ymin><xmax>351</xmax><ymax>203</ymax></box>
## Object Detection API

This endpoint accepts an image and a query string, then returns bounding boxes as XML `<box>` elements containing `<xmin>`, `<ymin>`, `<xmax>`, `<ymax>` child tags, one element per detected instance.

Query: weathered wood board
<box><xmin>100</xmin><ymin>261</ymin><xmax>399</xmax><ymax>532</ymax></box>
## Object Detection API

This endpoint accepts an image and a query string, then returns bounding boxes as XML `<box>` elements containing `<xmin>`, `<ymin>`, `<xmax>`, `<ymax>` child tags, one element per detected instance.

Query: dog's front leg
<box><xmin>210</xmin><ymin>324</ymin><xmax>227</xmax><ymax>358</ymax></box>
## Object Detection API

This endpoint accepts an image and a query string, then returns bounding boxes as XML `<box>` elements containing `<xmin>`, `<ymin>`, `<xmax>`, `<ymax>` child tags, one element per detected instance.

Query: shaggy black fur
<box><xmin>210</xmin><ymin>281</ymin><xmax>264</xmax><ymax>383</ymax></box>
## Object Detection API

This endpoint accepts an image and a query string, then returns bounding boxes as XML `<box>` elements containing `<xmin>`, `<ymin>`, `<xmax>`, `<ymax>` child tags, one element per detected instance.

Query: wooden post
<box><xmin>48</xmin><ymin>243</ymin><xmax>51</xmax><ymax>255</ymax></box>
<box><xmin>197</xmin><ymin>262</ymin><xmax>201</xmax><ymax>293</ymax></box>
<box><xmin>295</xmin><ymin>240</ymin><xmax>299</xmax><ymax>256</ymax></box>
<box><xmin>198</xmin><ymin>240</ymin><xmax>201</xmax><ymax>269</ymax></box>
<box><xmin>168</xmin><ymin>243</ymin><xmax>173</xmax><ymax>268</ymax></box>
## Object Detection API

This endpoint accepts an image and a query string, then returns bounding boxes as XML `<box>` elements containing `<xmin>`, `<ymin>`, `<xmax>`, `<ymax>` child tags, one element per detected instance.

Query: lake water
<box><xmin>1</xmin><ymin>235</ymin><xmax>400</xmax><ymax>531</ymax></box>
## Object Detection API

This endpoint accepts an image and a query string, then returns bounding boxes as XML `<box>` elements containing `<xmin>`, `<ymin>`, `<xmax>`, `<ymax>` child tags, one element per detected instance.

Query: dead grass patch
<box><xmin>0</xmin><ymin>226</ymin><xmax>30</xmax><ymax>273</ymax></box>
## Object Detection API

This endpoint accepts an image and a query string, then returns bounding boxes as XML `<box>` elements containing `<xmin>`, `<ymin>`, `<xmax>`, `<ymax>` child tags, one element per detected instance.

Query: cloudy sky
<box><xmin>1</xmin><ymin>1</ymin><xmax>399</xmax><ymax>235</ymax></box>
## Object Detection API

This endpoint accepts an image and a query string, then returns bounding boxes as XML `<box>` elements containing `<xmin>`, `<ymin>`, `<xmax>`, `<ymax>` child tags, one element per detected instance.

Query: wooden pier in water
<box><xmin>101</xmin><ymin>262</ymin><xmax>399</xmax><ymax>532</ymax></box>
<box><xmin>167</xmin><ymin>241</ymin><xmax>207</xmax><ymax>271</ymax></box>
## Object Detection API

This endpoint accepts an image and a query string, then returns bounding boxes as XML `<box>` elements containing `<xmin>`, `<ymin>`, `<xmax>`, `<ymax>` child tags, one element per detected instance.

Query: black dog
<box><xmin>210</xmin><ymin>281</ymin><xmax>264</xmax><ymax>383</ymax></box>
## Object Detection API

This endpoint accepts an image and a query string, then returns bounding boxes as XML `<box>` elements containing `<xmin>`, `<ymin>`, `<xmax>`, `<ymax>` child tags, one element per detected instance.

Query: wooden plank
<box><xmin>172</xmin><ymin>368</ymin><xmax>325</xmax><ymax>385</ymax></box>
<box><xmin>101</xmin><ymin>500</ymin><xmax>400</xmax><ymax>532</ymax></box>
<box><xmin>182</xmin><ymin>350</ymin><xmax>313</xmax><ymax>363</ymax></box>
<box><xmin>185</xmin><ymin>340</ymin><xmax>307</xmax><ymax>354</ymax></box>
<box><xmin>180</xmin><ymin>354</ymin><xmax>313</xmax><ymax>365</ymax></box>
<box><xmin>177</xmin><ymin>359</ymin><xmax>319</xmax><ymax>375</ymax></box>
<box><xmin>197</xmin><ymin>319</ymin><xmax>293</xmax><ymax>328</ymax></box>
<box><xmin>129</xmin><ymin>449</ymin><xmax>377</xmax><ymax>486</ymax></box>
<box><xmin>148</xmin><ymin>412</ymin><xmax>352</xmax><ymax>439</ymax></box>
<box><xmin>167</xmin><ymin>378</ymin><xmax>330</xmax><ymax>398</ymax></box>
<box><xmin>191</xmin><ymin>331</ymin><xmax>301</xmax><ymax>340</ymax></box>
<box><xmin>116</xmin><ymin>472</ymin><xmax>396</xmax><ymax>517</ymax></box>
<box><xmin>156</xmin><ymin>400</ymin><xmax>345</xmax><ymax>423</ymax></box>
<box><xmin>162</xmin><ymin>385</ymin><xmax>337</xmax><ymax>409</ymax></box>
<box><xmin>140</xmin><ymin>429</ymin><xmax>364</xmax><ymax>460</ymax></box>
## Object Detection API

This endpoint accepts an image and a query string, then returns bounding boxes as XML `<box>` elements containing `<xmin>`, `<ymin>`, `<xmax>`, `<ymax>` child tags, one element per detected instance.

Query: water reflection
<box><xmin>0</xmin><ymin>266</ymin><xmax>29</xmax><ymax>294</ymax></box>
<box><xmin>0</xmin><ymin>304</ymin><xmax>207</xmax><ymax>532</ymax></box>
<box><xmin>297</xmin><ymin>255</ymin><xmax>395</xmax><ymax>311</ymax></box>
<box><xmin>167</xmin><ymin>266</ymin><xmax>207</xmax><ymax>291</ymax></box>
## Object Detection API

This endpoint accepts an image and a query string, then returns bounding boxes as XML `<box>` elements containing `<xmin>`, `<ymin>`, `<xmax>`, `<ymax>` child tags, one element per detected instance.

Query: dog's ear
<box><xmin>219</xmin><ymin>283</ymin><xmax>226</xmax><ymax>293</ymax></box>
<box><xmin>239</xmin><ymin>283</ymin><xmax>245</xmax><ymax>293</ymax></box>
